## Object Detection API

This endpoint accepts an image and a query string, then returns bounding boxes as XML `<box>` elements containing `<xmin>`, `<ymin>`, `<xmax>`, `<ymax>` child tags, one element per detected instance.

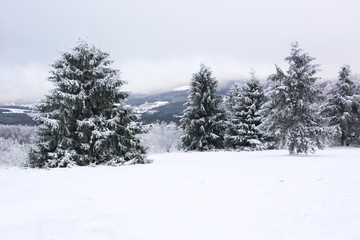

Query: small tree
<box><xmin>225</xmin><ymin>71</ymin><xmax>266</xmax><ymax>150</ymax></box>
<box><xmin>28</xmin><ymin>40</ymin><xmax>147</xmax><ymax>168</ymax></box>
<box><xmin>180</xmin><ymin>64</ymin><xmax>226</xmax><ymax>151</ymax></box>
<box><xmin>261</xmin><ymin>42</ymin><xmax>327</xmax><ymax>154</ymax></box>
<box><xmin>322</xmin><ymin>65</ymin><xmax>360</xmax><ymax>146</ymax></box>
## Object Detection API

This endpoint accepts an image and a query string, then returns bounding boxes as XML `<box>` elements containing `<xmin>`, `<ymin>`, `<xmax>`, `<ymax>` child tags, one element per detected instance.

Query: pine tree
<box><xmin>225</xmin><ymin>71</ymin><xmax>266</xmax><ymax>150</ymax></box>
<box><xmin>28</xmin><ymin>40</ymin><xmax>147</xmax><ymax>168</ymax></box>
<box><xmin>180</xmin><ymin>64</ymin><xmax>226</xmax><ymax>151</ymax></box>
<box><xmin>261</xmin><ymin>42</ymin><xmax>327</xmax><ymax>154</ymax></box>
<box><xmin>322</xmin><ymin>65</ymin><xmax>360</xmax><ymax>146</ymax></box>
<box><xmin>224</xmin><ymin>82</ymin><xmax>243</xmax><ymax>149</ymax></box>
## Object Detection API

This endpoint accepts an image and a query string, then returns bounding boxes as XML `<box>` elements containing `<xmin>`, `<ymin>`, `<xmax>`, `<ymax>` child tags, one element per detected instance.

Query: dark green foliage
<box><xmin>28</xmin><ymin>40</ymin><xmax>147</xmax><ymax>168</ymax></box>
<box><xmin>180</xmin><ymin>64</ymin><xmax>226</xmax><ymax>151</ymax></box>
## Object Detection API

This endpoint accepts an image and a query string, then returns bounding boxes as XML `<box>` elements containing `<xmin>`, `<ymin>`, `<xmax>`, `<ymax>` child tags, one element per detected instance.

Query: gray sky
<box><xmin>0</xmin><ymin>0</ymin><xmax>359</xmax><ymax>104</ymax></box>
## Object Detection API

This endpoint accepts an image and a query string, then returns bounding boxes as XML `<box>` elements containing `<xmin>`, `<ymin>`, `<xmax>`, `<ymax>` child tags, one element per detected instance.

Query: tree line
<box><xmin>25</xmin><ymin>40</ymin><xmax>360</xmax><ymax>168</ymax></box>
<box><xmin>181</xmin><ymin>42</ymin><xmax>360</xmax><ymax>154</ymax></box>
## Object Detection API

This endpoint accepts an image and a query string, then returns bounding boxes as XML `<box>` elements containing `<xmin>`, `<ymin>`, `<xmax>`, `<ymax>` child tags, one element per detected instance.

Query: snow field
<box><xmin>1</xmin><ymin>148</ymin><xmax>360</xmax><ymax>240</ymax></box>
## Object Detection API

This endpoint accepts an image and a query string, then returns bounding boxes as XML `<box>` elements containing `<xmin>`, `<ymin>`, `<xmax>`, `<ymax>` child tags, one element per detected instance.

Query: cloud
<box><xmin>0</xmin><ymin>64</ymin><xmax>52</xmax><ymax>105</ymax></box>
<box><xmin>118</xmin><ymin>55</ymin><xmax>281</xmax><ymax>94</ymax></box>
<box><xmin>0</xmin><ymin>55</ymin><xmax>339</xmax><ymax>105</ymax></box>
<box><xmin>1</xmin><ymin>0</ymin><xmax>359</xmax><ymax>103</ymax></box>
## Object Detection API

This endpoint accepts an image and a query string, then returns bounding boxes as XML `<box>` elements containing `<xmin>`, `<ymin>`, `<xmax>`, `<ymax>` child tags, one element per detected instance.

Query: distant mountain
<box><xmin>126</xmin><ymin>89</ymin><xmax>189</xmax><ymax>124</ymax></box>
<box><xmin>0</xmin><ymin>106</ymin><xmax>36</xmax><ymax>126</ymax></box>
<box><xmin>126</xmin><ymin>83</ymin><xmax>237</xmax><ymax>124</ymax></box>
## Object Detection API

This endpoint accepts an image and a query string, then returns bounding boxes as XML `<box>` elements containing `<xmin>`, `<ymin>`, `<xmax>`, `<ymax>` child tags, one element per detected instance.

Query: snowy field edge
<box><xmin>1</xmin><ymin>148</ymin><xmax>360</xmax><ymax>240</ymax></box>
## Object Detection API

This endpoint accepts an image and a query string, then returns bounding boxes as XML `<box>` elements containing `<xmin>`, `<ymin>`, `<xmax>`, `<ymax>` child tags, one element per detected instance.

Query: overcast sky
<box><xmin>0</xmin><ymin>0</ymin><xmax>359</xmax><ymax>104</ymax></box>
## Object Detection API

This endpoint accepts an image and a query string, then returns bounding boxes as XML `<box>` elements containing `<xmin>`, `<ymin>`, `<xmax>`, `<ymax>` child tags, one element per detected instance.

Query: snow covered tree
<box><xmin>225</xmin><ymin>82</ymin><xmax>246</xmax><ymax>150</ymax></box>
<box><xmin>180</xmin><ymin>64</ymin><xmax>226</xmax><ymax>151</ymax></box>
<box><xmin>28</xmin><ymin>40</ymin><xmax>147</xmax><ymax>168</ymax></box>
<box><xmin>322</xmin><ymin>65</ymin><xmax>360</xmax><ymax>146</ymax></box>
<box><xmin>261</xmin><ymin>42</ymin><xmax>327</xmax><ymax>154</ymax></box>
<box><xmin>225</xmin><ymin>82</ymin><xmax>242</xmax><ymax>119</ymax></box>
<box><xmin>225</xmin><ymin>71</ymin><xmax>266</xmax><ymax>150</ymax></box>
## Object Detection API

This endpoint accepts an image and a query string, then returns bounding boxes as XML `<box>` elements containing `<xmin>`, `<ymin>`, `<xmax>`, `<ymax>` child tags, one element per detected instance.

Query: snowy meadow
<box><xmin>1</xmin><ymin>41</ymin><xmax>360</xmax><ymax>240</ymax></box>
<box><xmin>1</xmin><ymin>148</ymin><xmax>360</xmax><ymax>240</ymax></box>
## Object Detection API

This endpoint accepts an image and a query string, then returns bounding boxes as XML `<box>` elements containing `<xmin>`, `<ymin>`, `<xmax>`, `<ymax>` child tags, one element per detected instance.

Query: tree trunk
<box><xmin>341</xmin><ymin>131</ymin><xmax>347</xmax><ymax>146</ymax></box>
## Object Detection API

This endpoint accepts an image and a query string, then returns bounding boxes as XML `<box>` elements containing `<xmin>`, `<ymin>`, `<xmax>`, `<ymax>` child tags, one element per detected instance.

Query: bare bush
<box><xmin>140</xmin><ymin>122</ymin><xmax>183</xmax><ymax>153</ymax></box>
<box><xmin>0</xmin><ymin>137</ymin><xmax>29</xmax><ymax>167</ymax></box>
<box><xmin>0</xmin><ymin>125</ymin><xmax>36</xmax><ymax>144</ymax></box>
<box><xmin>0</xmin><ymin>125</ymin><xmax>36</xmax><ymax>167</ymax></box>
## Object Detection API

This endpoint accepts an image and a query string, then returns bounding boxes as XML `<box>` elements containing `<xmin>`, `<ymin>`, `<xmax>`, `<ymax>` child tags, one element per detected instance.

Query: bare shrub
<box><xmin>0</xmin><ymin>137</ymin><xmax>29</xmax><ymax>167</ymax></box>
<box><xmin>0</xmin><ymin>125</ymin><xmax>36</xmax><ymax>144</ymax></box>
<box><xmin>0</xmin><ymin>125</ymin><xmax>36</xmax><ymax>167</ymax></box>
<box><xmin>140</xmin><ymin>122</ymin><xmax>183</xmax><ymax>153</ymax></box>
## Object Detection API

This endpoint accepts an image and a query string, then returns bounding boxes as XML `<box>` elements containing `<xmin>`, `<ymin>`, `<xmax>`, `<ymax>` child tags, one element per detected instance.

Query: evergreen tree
<box><xmin>224</xmin><ymin>82</ymin><xmax>242</xmax><ymax>149</ymax></box>
<box><xmin>225</xmin><ymin>71</ymin><xmax>266</xmax><ymax>150</ymax></box>
<box><xmin>180</xmin><ymin>64</ymin><xmax>226</xmax><ymax>151</ymax></box>
<box><xmin>261</xmin><ymin>42</ymin><xmax>327</xmax><ymax>154</ymax></box>
<box><xmin>225</xmin><ymin>82</ymin><xmax>242</xmax><ymax>119</ymax></box>
<box><xmin>28</xmin><ymin>40</ymin><xmax>147</xmax><ymax>168</ymax></box>
<box><xmin>322</xmin><ymin>65</ymin><xmax>360</xmax><ymax>146</ymax></box>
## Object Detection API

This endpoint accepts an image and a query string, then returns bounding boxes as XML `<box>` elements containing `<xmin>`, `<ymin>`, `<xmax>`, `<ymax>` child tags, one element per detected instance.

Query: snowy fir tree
<box><xmin>225</xmin><ymin>71</ymin><xmax>266</xmax><ymax>150</ymax></box>
<box><xmin>180</xmin><ymin>64</ymin><xmax>226</xmax><ymax>151</ymax></box>
<box><xmin>261</xmin><ymin>42</ymin><xmax>327</xmax><ymax>154</ymax></box>
<box><xmin>28</xmin><ymin>40</ymin><xmax>147</xmax><ymax>168</ymax></box>
<box><xmin>322</xmin><ymin>65</ymin><xmax>360</xmax><ymax>146</ymax></box>
<box><xmin>225</xmin><ymin>82</ymin><xmax>246</xmax><ymax>150</ymax></box>
<box><xmin>224</xmin><ymin>82</ymin><xmax>242</xmax><ymax>119</ymax></box>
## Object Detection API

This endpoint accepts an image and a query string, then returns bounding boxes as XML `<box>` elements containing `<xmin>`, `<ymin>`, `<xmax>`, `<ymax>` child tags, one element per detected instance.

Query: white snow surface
<box><xmin>173</xmin><ymin>85</ymin><xmax>190</xmax><ymax>91</ymax></box>
<box><xmin>132</xmin><ymin>101</ymin><xmax>169</xmax><ymax>114</ymax></box>
<box><xmin>0</xmin><ymin>108</ymin><xmax>31</xmax><ymax>114</ymax></box>
<box><xmin>1</xmin><ymin>148</ymin><xmax>360</xmax><ymax>240</ymax></box>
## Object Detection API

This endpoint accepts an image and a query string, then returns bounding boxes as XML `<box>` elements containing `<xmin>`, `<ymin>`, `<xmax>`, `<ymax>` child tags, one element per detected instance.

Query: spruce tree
<box><xmin>322</xmin><ymin>65</ymin><xmax>360</xmax><ymax>146</ymax></box>
<box><xmin>225</xmin><ymin>71</ymin><xmax>266</xmax><ymax>150</ymax></box>
<box><xmin>28</xmin><ymin>40</ymin><xmax>147</xmax><ymax>168</ymax></box>
<box><xmin>261</xmin><ymin>42</ymin><xmax>327</xmax><ymax>154</ymax></box>
<box><xmin>224</xmin><ymin>82</ymin><xmax>243</xmax><ymax>150</ymax></box>
<box><xmin>180</xmin><ymin>64</ymin><xmax>226</xmax><ymax>151</ymax></box>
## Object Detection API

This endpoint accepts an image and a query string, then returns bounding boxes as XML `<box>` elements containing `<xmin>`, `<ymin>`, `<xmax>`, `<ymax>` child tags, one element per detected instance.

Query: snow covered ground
<box><xmin>132</xmin><ymin>101</ymin><xmax>169</xmax><ymax>114</ymax></box>
<box><xmin>0</xmin><ymin>107</ymin><xmax>32</xmax><ymax>114</ymax></box>
<box><xmin>1</xmin><ymin>148</ymin><xmax>360</xmax><ymax>240</ymax></box>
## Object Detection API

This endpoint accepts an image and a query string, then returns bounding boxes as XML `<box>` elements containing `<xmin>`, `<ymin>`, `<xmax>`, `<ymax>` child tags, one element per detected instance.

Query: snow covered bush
<box><xmin>140</xmin><ymin>121</ymin><xmax>183</xmax><ymax>153</ymax></box>
<box><xmin>0</xmin><ymin>125</ymin><xmax>36</xmax><ymax>144</ymax></box>
<box><xmin>0</xmin><ymin>125</ymin><xmax>36</xmax><ymax>167</ymax></box>
<box><xmin>0</xmin><ymin>138</ymin><xmax>29</xmax><ymax>167</ymax></box>
<box><xmin>28</xmin><ymin>39</ymin><xmax>147</xmax><ymax>168</ymax></box>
